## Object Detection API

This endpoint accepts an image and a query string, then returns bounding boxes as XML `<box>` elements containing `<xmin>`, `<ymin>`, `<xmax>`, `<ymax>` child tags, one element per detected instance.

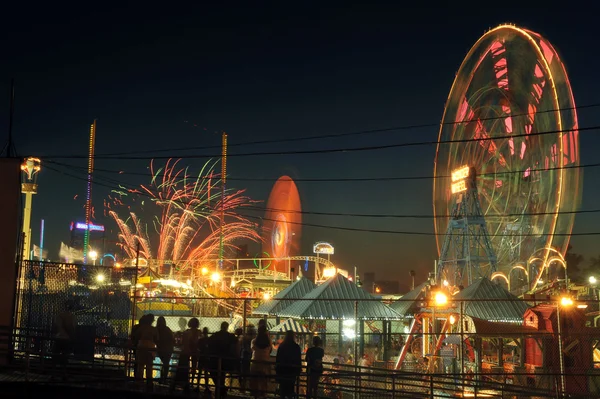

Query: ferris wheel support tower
<box><xmin>437</xmin><ymin>166</ymin><xmax>498</xmax><ymax>287</ymax></box>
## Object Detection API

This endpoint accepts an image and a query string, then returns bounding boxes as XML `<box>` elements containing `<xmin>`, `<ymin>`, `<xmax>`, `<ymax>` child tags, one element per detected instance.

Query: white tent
<box><xmin>270</xmin><ymin>318</ymin><xmax>311</xmax><ymax>334</ymax></box>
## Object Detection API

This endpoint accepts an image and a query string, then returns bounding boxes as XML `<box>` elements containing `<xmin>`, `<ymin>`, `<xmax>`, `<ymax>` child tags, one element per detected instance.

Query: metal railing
<box><xmin>7</xmin><ymin>260</ymin><xmax>600</xmax><ymax>398</ymax></box>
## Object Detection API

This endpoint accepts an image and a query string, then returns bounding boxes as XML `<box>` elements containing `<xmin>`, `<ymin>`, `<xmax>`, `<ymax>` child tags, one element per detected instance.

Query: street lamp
<box><xmin>96</xmin><ymin>273</ymin><xmax>105</xmax><ymax>284</ymax></box>
<box><xmin>211</xmin><ymin>272</ymin><xmax>221</xmax><ymax>283</ymax></box>
<box><xmin>589</xmin><ymin>276</ymin><xmax>599</xmax><ymax>327</ymax></box>
<box><xmin>434</xmin><ymin>291</ymin><xmax>448</xmax><ymax>306</ymax></box>
<box><xmin>557</xmin><ymin>295</ymin><xmax>573</xmax><ymax>396</ymax></box>
<box><xmin>89</xmin><ymin>250</ymin><xmax>98</xmax><ymax>266</ymax></box>
<box><xmin>430</xmin><ymin>290</ymin><xmax>449</xmax><ymax>371</ymax></box>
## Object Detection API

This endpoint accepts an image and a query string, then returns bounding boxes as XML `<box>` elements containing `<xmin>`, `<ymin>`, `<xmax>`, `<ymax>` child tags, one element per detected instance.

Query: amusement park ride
<box><xmin>396</xmin><ymin>24</ymin><xmax>584</xmax><ymax>378</ymax></box>
<box><xmin>432</xmin><ymin>24</ymin><xmax>581</xmax><ymax>296</ymax></box>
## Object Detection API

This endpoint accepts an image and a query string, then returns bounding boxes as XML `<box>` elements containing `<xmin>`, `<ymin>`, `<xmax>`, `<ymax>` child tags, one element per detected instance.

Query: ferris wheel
<box><xmin>263</xmin><ymin>176</ymin><xmax>302</xmax><ymax>272</ymax></box>
<box><xmin>433</xmin><ymin>25</ymin><xmax>581</xmax><ymax>284</ymax></box>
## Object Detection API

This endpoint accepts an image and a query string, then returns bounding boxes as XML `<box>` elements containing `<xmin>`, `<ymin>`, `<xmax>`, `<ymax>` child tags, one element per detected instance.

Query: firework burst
<box><xmin>108</xmin><ymin>159</ymin><xmax>260</xmax><ymax>273</ymax></box>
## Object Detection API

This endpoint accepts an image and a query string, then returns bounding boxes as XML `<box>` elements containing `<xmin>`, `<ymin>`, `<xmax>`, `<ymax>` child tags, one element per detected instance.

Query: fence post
<box><xmin>391</xmin><ymin>373</ymin><xmax>396</xmax><ymax>399</ymax></box>
<box><xmin>25</xmin><ymin>261</ymin><xmax>33</xmax><ymax>381</ymax></box>
<box><xmin>430</xmin><ymin>374</ymin><xmax>434</xmax><ymax>399</ymax></box>
<box><xmin>243</xmin><ymin>298</ymin><xmax>248</xmax><ymax>331</ymax></box>
<box><xmin>216</xmin><ymin>356</ymin><xmax>222</xmax><ymax>399</ymax></box>
<box><xmin>354</xmin><ymin>300</ymin><xmax>359</xmax><ymax>398</ymax></box>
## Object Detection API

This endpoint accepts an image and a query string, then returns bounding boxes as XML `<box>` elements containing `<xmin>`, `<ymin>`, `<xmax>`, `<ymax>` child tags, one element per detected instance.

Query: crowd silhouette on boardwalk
<box><xmin>127</xmin><ymin>314</ymin><xmax>334</xmax><ymax>398</ymax></box>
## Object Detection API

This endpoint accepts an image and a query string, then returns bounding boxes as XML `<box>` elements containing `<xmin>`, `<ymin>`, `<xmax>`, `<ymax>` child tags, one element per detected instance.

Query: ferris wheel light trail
<box><xmin>433</xmin><ymin>24</ymin><xmax>581</xmax><ymax>286</ymax></box>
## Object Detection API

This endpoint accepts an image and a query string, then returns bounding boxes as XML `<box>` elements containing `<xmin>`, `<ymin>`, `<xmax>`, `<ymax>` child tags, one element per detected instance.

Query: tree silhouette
<box><xmin>564</xmin><ymin>244</ymin><xmax>585</xmax><ymax>283</ymax></box>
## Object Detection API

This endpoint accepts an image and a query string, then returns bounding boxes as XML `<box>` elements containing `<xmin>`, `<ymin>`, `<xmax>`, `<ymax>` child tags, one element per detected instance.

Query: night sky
<box><xmin>2</xmin><ymin>3</ymin><xmax>599</xmax><ymax>290</ymax></box>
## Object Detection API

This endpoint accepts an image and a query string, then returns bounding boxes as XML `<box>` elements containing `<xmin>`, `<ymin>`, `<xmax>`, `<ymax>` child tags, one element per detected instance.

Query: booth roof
<box><xmin>254</xmin><ymin>276</ymin><xmax>316</xmax><ymax>315</ymax></box>
<box><xmin>277</xmin><ymin>273</ymin><xmax>402</xmax><ymax>320</ymax></box>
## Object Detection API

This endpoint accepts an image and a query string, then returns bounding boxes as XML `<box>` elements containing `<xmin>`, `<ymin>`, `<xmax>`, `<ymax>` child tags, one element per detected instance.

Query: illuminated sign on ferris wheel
<box><xmin>451</xmin><ymin>165</ymin><xmax>471</xmax><ymax>194</ymax></box>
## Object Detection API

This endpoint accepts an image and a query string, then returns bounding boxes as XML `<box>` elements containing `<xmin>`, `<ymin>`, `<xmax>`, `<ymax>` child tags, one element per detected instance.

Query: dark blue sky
<box><xmin>2</xmin><ymin>3</ymin><xmax>599</xmax><ymax>288</ymax></box>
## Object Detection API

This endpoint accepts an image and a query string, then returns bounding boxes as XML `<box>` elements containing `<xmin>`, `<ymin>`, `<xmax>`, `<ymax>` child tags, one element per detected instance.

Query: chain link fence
<box><xmin>9</xmin><ymin>260</ymin><xmax>600</xmax><ymax>398</ymax></box>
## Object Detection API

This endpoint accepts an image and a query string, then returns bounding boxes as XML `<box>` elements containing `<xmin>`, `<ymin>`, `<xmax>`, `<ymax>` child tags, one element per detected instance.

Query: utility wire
<box><xmin>44</xmin><ymin>158</ymin><xmax>598</xmax><ymax>183</ymax></box>
<box><xmin>45</xmin><ymin>163</ymin><xmax>598</xmax><ymax>237</ymax></box>
<box><xmin>39</xmin><ymin>124</ymin><xmax>596</xmax><ymax>160</ymax></box>
<box><xmin>44</xmin><ymin>102</ymin><xmax>600</xmax><ymax>158</ymax></box>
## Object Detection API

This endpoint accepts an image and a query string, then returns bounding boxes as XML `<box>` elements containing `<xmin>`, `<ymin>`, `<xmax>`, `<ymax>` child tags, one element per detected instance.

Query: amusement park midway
<box><xmin>3</xmin><ymin>4</ymin><xmax>600</xmax><ymax>399</ymax></box>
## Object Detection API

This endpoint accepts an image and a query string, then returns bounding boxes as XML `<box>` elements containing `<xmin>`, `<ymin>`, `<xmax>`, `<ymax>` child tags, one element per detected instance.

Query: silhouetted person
<box><xmin>173</xmin><ymin>317</ymin><xmax>200</xmax><ymax>393</ymax></box>
<box><xmin>197</xmin><ymin>327</ymin><xmax>211</xmax><ymax>392</ymax></box>
<box><xmin>276</xmin><ymin>330</ymin><xmax>302</xmax><ymax>399</ymax></box>
<box><xmin>132</xmin><ymin>313</ymin><xmax>158</xmax><ymax>390</ymax></box>
<box><xmin>305</xmin><ymin>336</ymin><xmax>324</xmax><ymax>398</ymax></box>
<box><xmin>156</xmin><ymin>316</ymin><xmax>174</xmax><ymax>382</ymax></box>
<box><xmin>250</xmin><ymin>326</ymin><xmax>272</xmax><ymax>399</ymax></box>
<box><xmin>209</xmin><ymin>321</ymin><xmax>237</xmax><ymax>398</ymax></box>
<box><xmin>240</xmin><ymin>325</ymin><xmax>256</xmax><ymax>392</ymax></box>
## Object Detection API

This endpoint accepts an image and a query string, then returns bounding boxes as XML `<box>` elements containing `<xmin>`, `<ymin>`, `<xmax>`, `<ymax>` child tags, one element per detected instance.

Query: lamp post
<box><xmin>589</xmin><ymin>276</ymin><xmax>598</xmax><ymax>327</ymax></box>
<box><xmin>89</xmin><ymin>250</ymin><xmax>98</xmax><ymax>266</ymax></box>
<box><xmin>557</xmin><ymin>296</ymin><xmax>573</xmax><ymax>397</ymax></box>
<box><xmin>20</xmin><ymin>157</ymin><xmax>41</xmax><ymax>260</ymax></box>
<box><xmin>430</xmin><ymin>290</ymin><xmax>448</xmax><ymax>372</ymax></box>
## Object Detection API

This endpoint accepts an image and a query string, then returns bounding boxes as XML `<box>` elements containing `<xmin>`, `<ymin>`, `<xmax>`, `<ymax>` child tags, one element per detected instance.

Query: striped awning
<box><xmin>270</xmin><ymin>318</ymin><xmax>311</xmax><ymax>334</ymax></box>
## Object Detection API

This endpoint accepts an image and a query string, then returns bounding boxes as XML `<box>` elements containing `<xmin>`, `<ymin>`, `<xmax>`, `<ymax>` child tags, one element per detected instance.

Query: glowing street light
<box><xmin>201</xmin><ymin>267</ymin><xmax>209</xmax><ymax>276</ymax></box>
<box><xmin>211</xmin><ymin>272</ymin><xmax>221</xmax><ymax>282</ymax></box>
<box><xmin>434</xmin><ymin>291</ymin><xmax>448</xmax><ymax>306</ymax></box>
<box><xmin>89</xmin><ymin>250</ymin><xmax>98</xmax><ymax>265</ymax></box>
<box><xmin>96</xmin><ymin>273</ymin><xmax>105</xmax><ymax>283</ymax></box>
<box><xmin>322</xmin><ymin>267</ymin><xmax>337</xmax><ymax>279</ymax></box>
<box><xmin>263</xmin><ymin>292</ymin><xmax>271</xmax><ymax>300</ymax></box>
<box><xmin>560</xmin><ymin>296</ymin><xmax>573</xmax><ymax>307</ymax></box>
<box><xmin>589</xmin><ymin>276</ymin><xmax>597</xmax><ymax>285</ymax></box>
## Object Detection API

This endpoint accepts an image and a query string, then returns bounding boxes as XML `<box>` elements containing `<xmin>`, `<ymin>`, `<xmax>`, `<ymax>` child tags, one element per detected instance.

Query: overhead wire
<box><xmin>39</xmin><ymin>124</ymin><xmax>598</xmax><ymax>160</ymax></box>
<box><xmin>40</xmin><ymin>101</ymin><xmax>600</xmax><ymax>158</ymax></box>
<box><xmin>44</xmin><ymin>162</ymin><xmax>599</xmax><ymax>237</ymax></box>
<box><xmin>44</xmin><ymin>158</ymin><xmax>600</xmax><ymax>183</ymax></box>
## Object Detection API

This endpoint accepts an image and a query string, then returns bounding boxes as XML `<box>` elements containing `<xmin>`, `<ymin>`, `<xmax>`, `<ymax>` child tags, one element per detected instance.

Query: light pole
<box><xmin>430</xmin><ymin>290</ymin><xmax>448</xmax><ymax>372</ymax></box>
<box><xmin>557</xmin><ymin>296</ymin><xmax>573</xmax><ymax>397</ymax></box>
<box><xmin>89</xmin><ymin>250</ymin><xmax>98</xmax><ymax>266</ymax></box>
<box><xmin>589</xmin><ymin>276</ymin><xmax>598</xmax><ymax>326</ymax></box>
<box><xmin>20</xmin><ymin>157</ymin><xmax>41</xmax><ymax>260</ymax></box>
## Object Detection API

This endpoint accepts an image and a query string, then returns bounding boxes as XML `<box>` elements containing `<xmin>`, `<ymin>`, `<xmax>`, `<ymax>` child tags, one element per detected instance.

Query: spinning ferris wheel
<box><xmin>262</xmin><ymin>176</ymin><xmax>302</xmax><ymax>273</ymax></box>
<box><xmin>433</xmin><ymin>25</ymin><xmax>581</xmax><ymax>285</ymax></box>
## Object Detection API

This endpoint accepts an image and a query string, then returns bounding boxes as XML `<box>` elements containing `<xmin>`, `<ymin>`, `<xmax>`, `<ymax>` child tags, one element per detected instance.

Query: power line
<box><xmin>40</xmin><ymin>124</ymin><xmax>597</xmax><ymax>160</ymax></box>
<box><xmin>47</xmin><ymin>102</ymin><xmax>600</xmax><ymax>158</ymax></box>
<box><xmin>45</xmin><ymin>158</ymin><xmax>599</xmax><ymax>183</ymax></box>
<box><xmin>45</xmin><ymin>163</ymin><xmax>598</xmax><ymax>237</ymax></box>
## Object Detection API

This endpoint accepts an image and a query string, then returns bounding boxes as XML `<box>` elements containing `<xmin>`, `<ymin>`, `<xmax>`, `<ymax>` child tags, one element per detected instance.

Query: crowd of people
<box><xmin>129</xmin><ymin>315</ymin><xmax>330</xmax><ymax>398</ymax></box>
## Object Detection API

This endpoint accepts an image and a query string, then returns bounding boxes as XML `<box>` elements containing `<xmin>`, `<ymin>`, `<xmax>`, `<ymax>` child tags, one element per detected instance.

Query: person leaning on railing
<box><xmin>171</xmin><ymin>317</ymin><xmax>200</xmax><ymax>393</ymax></box>
<box><xmin>250</xmin><ymin>325</ymin><xmax>272</xmax><ymax>399</ymax></box>
<box><xmin>132</xmin><ymin>314</ymin><xmax>158</xmax><ymax>390</ymax></box>
<box><xmin>275</xmin><ymin>330</ymin><xmax>302</xmax><ymax>399</ymax></box>
<box><xmin>156</xmin><ymin>316</ymin><xmax>174</xmax><ymax>383</ymax></box>
<box><xmin>305</xmin><ymin>336</ymin><xmax>324</xmax><ymax>399</ymax></box>
<box><xmin>208</xmin><ymin>321</ymin><xmax>237</xmax><ymax>399</ymax></box>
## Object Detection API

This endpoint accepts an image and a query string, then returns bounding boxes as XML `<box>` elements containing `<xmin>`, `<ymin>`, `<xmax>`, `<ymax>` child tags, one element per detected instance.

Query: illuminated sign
<box><xmin>74</xmin><ymin>222</ymin><xmax>105</xmax><ymax>232</ymax></box>
<box><xmin>313</xmin><ymin>242</ymin><xmax>334</xmax><ymax>255</ymax></box>
<box><xmin>451</xmin><ymin>180</ymin><xmax>467</xmax><ymax>194</ymax></box>
<box><xmin>451</xmin><ymin>166</ymin><xmax>470</xmax><ymax>182</ymax></box>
